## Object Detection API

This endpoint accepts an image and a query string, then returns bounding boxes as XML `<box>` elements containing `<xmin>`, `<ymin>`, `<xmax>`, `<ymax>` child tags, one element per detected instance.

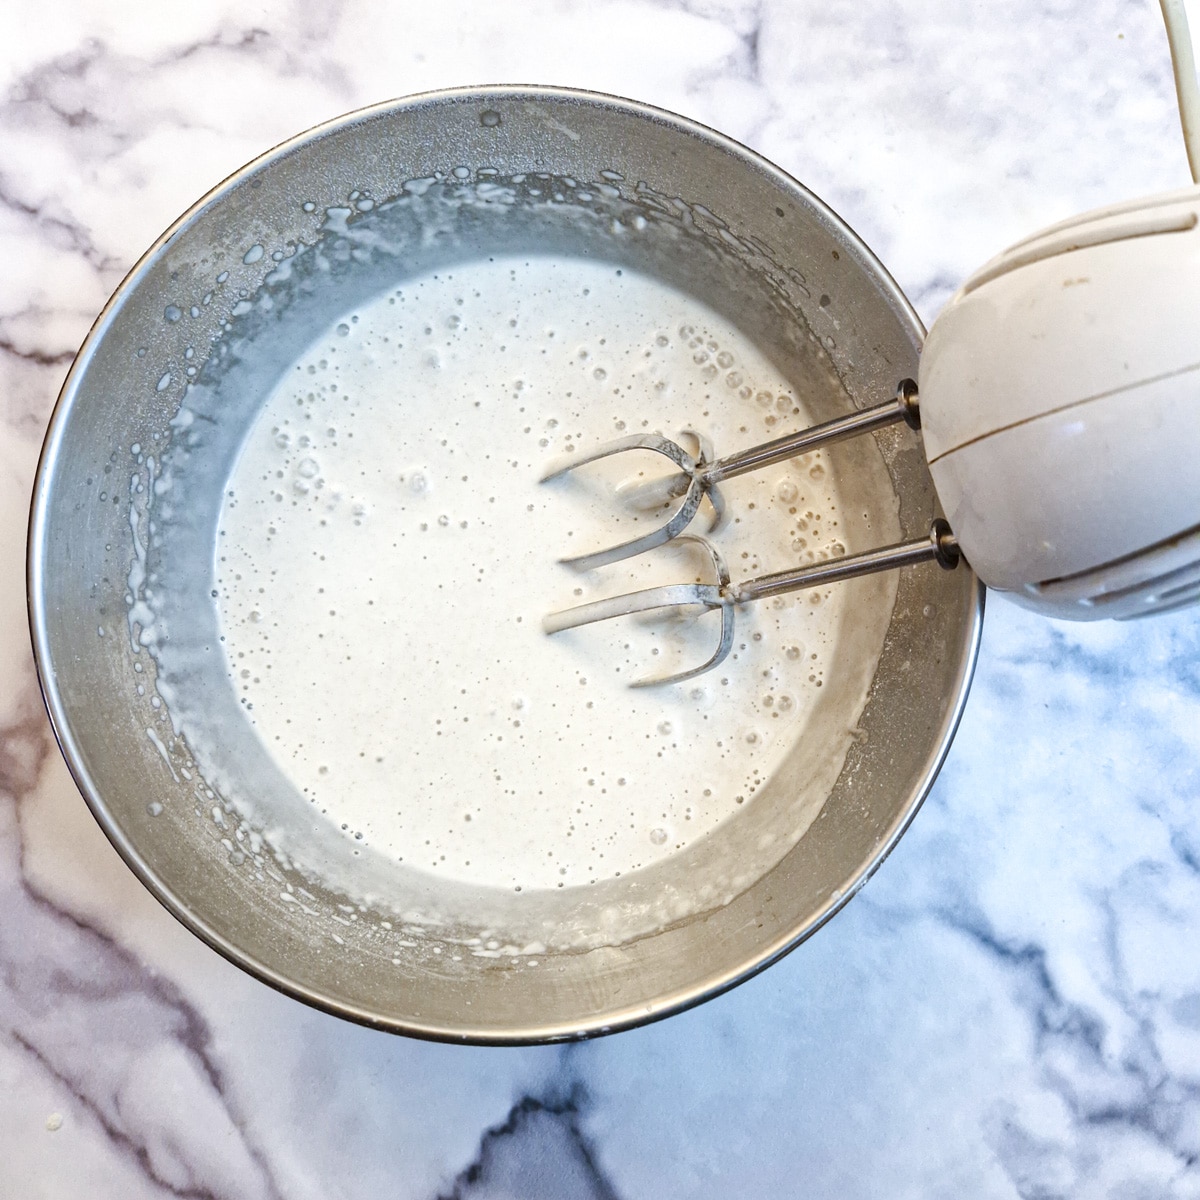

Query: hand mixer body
<box><xmin>919</xmin><ymin>184</ymin><xmax>1200</xmax><ymax>621</ymax></box>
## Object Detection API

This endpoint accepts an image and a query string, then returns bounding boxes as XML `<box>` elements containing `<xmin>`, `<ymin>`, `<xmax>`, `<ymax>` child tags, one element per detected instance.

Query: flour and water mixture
<box><xmin>213</xmin><ymin>254</ymin><xmax>889</xmax><ymax>897</ymax></box>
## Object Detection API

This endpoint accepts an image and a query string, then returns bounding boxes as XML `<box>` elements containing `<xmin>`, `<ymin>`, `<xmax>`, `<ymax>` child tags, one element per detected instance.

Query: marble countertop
<box><xmin>4</xmin><ymin>1</ymin><xmax>1200</xmax><ymax>1195</ymax></box>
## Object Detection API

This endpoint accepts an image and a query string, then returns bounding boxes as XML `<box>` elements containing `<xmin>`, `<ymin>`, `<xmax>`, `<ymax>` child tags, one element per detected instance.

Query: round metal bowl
<box><xmin>28</xmin><ymin>87</ymin><xmax>983</xmax><ymax>1043</ymax></box>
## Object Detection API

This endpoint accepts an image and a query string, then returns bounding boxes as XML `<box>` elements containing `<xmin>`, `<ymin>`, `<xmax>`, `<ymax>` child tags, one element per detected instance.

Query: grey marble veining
<box><xmin>3</xmin><ymin>1</ymin><xmax>1200</xmax><ymax>1196</ymax></box>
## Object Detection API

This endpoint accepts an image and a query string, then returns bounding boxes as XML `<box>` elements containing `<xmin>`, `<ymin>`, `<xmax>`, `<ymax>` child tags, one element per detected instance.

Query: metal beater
<box><xmin>541</xmin><ymin>380</ymin><xmax>922</xmax><ymax>572</ymax></box>
<box><xmin>540</xmin><ymin>380</ymin><xmax>963</xmax><ymax>686</ymax></box>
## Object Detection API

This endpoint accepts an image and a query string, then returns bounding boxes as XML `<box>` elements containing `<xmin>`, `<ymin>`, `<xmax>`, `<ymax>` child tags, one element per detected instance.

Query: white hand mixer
<box><xmin>543</xmin><ymin>0</ymin><xmax>1200</xmax><ymax>685</ymax></box>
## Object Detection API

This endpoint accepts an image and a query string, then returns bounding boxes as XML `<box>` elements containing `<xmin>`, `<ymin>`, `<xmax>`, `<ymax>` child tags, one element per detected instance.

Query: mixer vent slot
<box><xmin>1118</xmin><ymin>579</ymin><xmax>1200</xmax><ymax>620</ymax></box>
<box><xmin>1030</xmin><ymin>522</ymin><xmax>1200</xmax><ymax>617</ymax></box>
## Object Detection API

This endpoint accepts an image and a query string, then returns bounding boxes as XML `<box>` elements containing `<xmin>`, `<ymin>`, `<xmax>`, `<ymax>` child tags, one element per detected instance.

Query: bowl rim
<box><xmin>27</xmin><ymin>83</ymin><xmax>985</xmax><ymax>1044</ymax></box>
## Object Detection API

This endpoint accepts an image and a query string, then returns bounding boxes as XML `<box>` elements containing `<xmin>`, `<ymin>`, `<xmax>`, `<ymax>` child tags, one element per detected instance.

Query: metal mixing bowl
<box><xmin>28</xmin><ymin>87</ymin><xmax>983</xmax><ymax>1042</ymax></box>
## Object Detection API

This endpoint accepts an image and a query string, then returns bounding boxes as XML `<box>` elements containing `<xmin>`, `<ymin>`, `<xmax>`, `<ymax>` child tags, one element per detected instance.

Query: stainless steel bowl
<box><xmin>28</xmin><ymin>87</ymin><xmax>983</xmax><ymax>1043</ymax></box>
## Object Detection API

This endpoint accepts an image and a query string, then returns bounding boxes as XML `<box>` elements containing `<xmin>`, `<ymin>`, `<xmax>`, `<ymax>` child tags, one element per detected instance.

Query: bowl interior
<box><xmin>30</xmin><ymin>88</ymin><xmax>982</xmax><ymax>1042</ymax></box>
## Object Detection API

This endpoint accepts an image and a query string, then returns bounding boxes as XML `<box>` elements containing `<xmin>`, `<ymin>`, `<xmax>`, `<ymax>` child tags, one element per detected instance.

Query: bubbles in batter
<box><xmin>215</xmin><ymin>256</ymin><xmax>853</xmax><ymax>893</ymax></box>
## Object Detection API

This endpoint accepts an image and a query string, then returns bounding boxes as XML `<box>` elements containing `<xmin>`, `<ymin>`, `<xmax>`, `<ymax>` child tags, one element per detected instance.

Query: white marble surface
<box><xmin>4</xmin><ymin>1</ymin><xmax>1200</xmax><ymax>1195</ymax></box>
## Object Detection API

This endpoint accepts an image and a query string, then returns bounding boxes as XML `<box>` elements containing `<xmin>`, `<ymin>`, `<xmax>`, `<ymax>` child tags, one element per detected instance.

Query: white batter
<box><xmin>215</xmin><ymin>256</ymin><xmax>861</xmax><ymax>895</ymax></box>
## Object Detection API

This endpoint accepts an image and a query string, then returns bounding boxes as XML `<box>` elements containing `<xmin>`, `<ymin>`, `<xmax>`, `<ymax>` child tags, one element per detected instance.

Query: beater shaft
<box><xmin>735</xmin><ymin>520</ymin><xmax>959</xmax><ymax>603</ymax></box>
<box><xmin>704</xmin><ymin>379</ymin><xmax>920</xmax><ymax>486</ymax></box>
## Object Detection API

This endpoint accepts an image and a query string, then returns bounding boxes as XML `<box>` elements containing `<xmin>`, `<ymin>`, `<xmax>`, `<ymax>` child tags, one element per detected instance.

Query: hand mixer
<box><xmin>542</xmin><ymin>0</ymin><xmax>1200</xmax><ymax>686</ymax></box>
